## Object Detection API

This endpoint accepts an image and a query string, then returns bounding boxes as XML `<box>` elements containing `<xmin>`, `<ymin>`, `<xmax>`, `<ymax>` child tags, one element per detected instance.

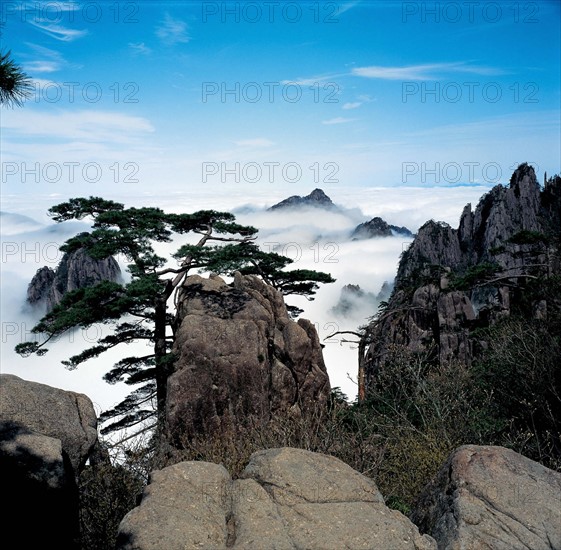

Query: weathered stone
<box><xmin>364</xmin><ymin>165</ymin><xmax>561</xmax><ymax>382</ymax></box>
<box><xmin>411</xmin><ymin>445</ymin><xmax>561</xmax><ymax>550</ymax></box>
<box><xmin>117</xmin><ymin>462</ymin><xmax>231</xmax><ymax>550</ymax></box>
<box><xmin>0</xmin><ymin>422</ymin><xmax>81</xmax><ymax>549</ymax></box>
<box><xmin>0</xmin><ymin>375</ymin><xmax>98</xmax><ymax>548</ymax></box>
<box><xmin>117</xmin><ymin>448</ymin><xmax>437</xmax><ymax>550</ymax></box>
<box><xmin>27</xmin><ymin>245</ymin><xmax>121</xmax><ymax>311</ymax></box>
<box><xmin>0</xmin><ymin>374</ymin><xmax>98</xmax><ymax>472</ymax></box>
<box><xmin>166</xmin><ymin>274</ymin><xmax>330</xmax><ymax>443</ymax></box>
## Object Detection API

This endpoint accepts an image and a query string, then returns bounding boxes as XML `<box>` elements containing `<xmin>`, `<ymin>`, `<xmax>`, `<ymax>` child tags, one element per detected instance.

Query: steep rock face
<box><xmin>363</xmin><ymin>165</ymin><xmax>561</xmax><ymax>381</ymax></box>
<box><xmin>411</xmin><ymin>445</ymin><xmax>561</xmax><ymax>550</ymax></box>
<box><xmin>117</xmin><ymin>447</ymin><xmax>437</xmax><ymax>550</ymax></box>
<box><xmin>166</xmin><ymin>273</ymin><xmax>331</xmax><ymax>443</ymax></box>
<box><xmin>268</xmin><ymin>188</ymin><xmax>337</xmax><ymax>211</ymax></box>
<box><xmin>0</xmin><ymin>375</ymin><xmax>98</xmax><ymax>550</ymax></box>
<box><xmin>27</xmin><ymin>246</ymin><xmax>121</xmax><ymax>311</ymax></box>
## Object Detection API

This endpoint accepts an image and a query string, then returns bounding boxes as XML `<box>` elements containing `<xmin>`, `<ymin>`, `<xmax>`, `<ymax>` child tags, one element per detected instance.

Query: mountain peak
<box><xmin>268</xmin><ymin>188</ymin><xmax>336</xmax><ymax>211</ymax></box>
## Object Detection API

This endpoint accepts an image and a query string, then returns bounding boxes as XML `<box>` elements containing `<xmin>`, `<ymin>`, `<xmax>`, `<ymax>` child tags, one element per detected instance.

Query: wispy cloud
<box><xmin>322</xmin><ymin>117</ymin><xmax>355</xmax><ymax>125</ymax></box>
<box><xmin>3</xmin><ymin>110</ymin><xmax>154</xmax><ymax>144</ymax></box>
<box><xmin>281</xmin><ymin>74</ymin><xmax>344</xmax><ymax>86</ymax></box>
<box><xmin>29</xmin><ymin>21</ymin><xmax>88</xmax><ymax>41</ymax></box>
<box><xmin>129</xmin><ymin>42</ymin><xmax>152</xmax><ymax>55</ymax></box>
<box><xmin>337</xmin><ymin>1</ymin><xmax>361</xmax><ymax>15</ymax></box>
<box><xmin>352</xmin><ymin>62</ymin><xmax>506</xmax><ymax>81</ymax></box>
<box><xmin>234</xmin><ymin>138</ymin><xmax>274</xmax><ymax>148</ymax></box>
<box><xmin>343</xmin><ymin>102</ymin><xmax>362</xmax><ymax>110</ymax></box>
<box><xmin>156</xmin><ymin>13</ymin><xmax>190</xmax><ymax>46</ymax></box>
<box><xmin>22</xmin><ymin>44</ymin><xmax>69</xmax><ymax>73</ymax></box>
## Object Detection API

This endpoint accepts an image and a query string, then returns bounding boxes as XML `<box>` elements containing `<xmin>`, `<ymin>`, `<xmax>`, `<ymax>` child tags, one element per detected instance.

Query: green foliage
<box><xmin>507</xmin><ymin>230</ymin><xmax>548</xmax><ymax>245</ymax></box>
<box><xmin>0</xmin><ymin>50</ymin><xmax>33</xmax><ymax>106</ymax></box>
<box><xmin>448</xmin><ymin>262</ymin><xmax>500</xmax><ymax>290</ymax></box>
<box><xmin>471</xmin><ymin>315</ymin><xmax>561</xmax><ymax>469</ymax></box>
<box><xmin>79</xmin><ymin>444</ymin><xmax>146</xmax><ymax>550</ymax></box>
<box><xmin>17</xmin><ymin>197</ymin><xmax>334</xmax><ymax>435</ymax></box>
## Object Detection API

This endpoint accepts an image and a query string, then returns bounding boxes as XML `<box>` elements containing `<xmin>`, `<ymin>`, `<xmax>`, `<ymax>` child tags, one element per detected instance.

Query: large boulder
<box><xmin>0</xmin><ymin>422</ymin><xmax>80</xmax><ymax>549</ymax></box>
<box><xmin>0</xmin><ymin>375</ymin><xmax>98</xmax><ymax>549</ymax></box>
<box><xmin>0</xmin><ymin>374</ymin><xmax>98</xmax><ymax>473</ymax></box>
<box><xmin>117</xmin><ymin>447</ymin><xmax>436</xmax><ymax>550</ymax></box>
<box><xmin>166</xmin><ymin>273</ymin><xmax>331</xmax><ymax>442</ymax></box>
<box><xmin>411</xmin><ymin>445</ymin><xmax>561</xmax><ymax>549</ymax></box>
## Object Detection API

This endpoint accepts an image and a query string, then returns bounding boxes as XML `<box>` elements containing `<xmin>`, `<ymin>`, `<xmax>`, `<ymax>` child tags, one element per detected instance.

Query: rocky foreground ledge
<box><xmin>117</xmin><ymin>445</ymin><xmax>561</xmax><ymax>550</ymax></box>
<box><xmin>2</xmin><ymin>376</ymin><xmax>560</xmax><ymax>549</ymax></box>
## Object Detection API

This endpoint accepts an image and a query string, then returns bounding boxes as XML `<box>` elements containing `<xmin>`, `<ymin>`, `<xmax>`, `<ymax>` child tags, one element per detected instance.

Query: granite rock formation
<box><xmin>27</xmin><ymin>244</ymin><xmax>121</xmax><ymax>312</ymax></box>
<box><xmin>411</xmin><ymin>445</ymin><xmax>561</xmax><ymax>550</ymax></box>
<box><xmin>362</xmin><ymin>164</ymin><xmax>561</xmax><ymax>381</ymax></box>
<box><xmin>117</xmin><ymin>447</ymin><xmax>437</xmax><ymax>550</ymax></box>
<box><xmin>166</xmin><ymin>273</ymin><xmax>331</xmax><ymax>443</ymax></box>
<box><xmin>0</xmin><ymin>374</ymin><xmax>99</xmax><ymax>550</ymax></box>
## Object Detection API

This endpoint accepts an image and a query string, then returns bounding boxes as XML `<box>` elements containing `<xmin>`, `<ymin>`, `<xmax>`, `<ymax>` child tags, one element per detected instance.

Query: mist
<box><xmin>1</xmin><ymin>184</ymin><xmax>491</xmax><ymax>413</ymax></box>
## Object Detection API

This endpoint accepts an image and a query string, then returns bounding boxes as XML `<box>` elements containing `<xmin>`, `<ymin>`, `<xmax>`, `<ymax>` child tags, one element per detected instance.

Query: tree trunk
<box><xmin>154</xmin><ymin>295</ymin><xmax>168</xmax><ymax>426</ymax></box>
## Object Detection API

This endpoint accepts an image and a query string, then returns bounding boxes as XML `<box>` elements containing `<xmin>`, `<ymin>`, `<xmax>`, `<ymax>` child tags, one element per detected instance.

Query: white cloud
<box><xmin>343</xmin><ymin>102</ymin><xmax>362</xmax><ymax>110</ymax></box>
<box><xmin>24</xmin><ymin>61</ymin><xmax>60</xmax><ymax>73</ymax></box>
<box><xmin>352</xmin><ymin>62</ymin><xmax>505</xmax><ymax>81</ymax></box>
<box><xmin>281</xmin><ymin>74</ymin><xmax>343</xmax><ymax>87</ymax></box>
<box><xmin>156</xmin><ymin>13</ymin><xmax>191</xmax><ymax>45</ymax></box>
<box><xmin>129</xmin><ymin>42</ymin><xmax>152</xmax><ymax>55</ymax></box>
<box><xmin>22</xmin><ymin>44</ymin><xmax>73</xmax><ymax>73</ymax></box>
<box><xmin>2</xmin><ymin>109</ymin><xmax>154</xmax><ymax>143</ymax></box>
<box><xmin>322</xmin><ymin>117</ymin><xmax>354</xmax><ymax>125</ymax></box>
<box><xmin>29</xmin><ymin>21</ymin><xmax>88</xmax><ymax>41</ymax></box>
<box><xmin>234</xmin><ymin>138</ymin><xmax>274</xmax><ymax>148</ymax></box>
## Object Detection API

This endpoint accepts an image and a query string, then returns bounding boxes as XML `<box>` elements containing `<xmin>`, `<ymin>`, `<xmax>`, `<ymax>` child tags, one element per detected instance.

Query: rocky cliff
<box><xmin>27</xmin><ymin>245</ymin><xmax>121</xmax><ymax>312</ymax></box>
<box><xmin>166</xmin><ymin>272</ymin><xmax>331</xmax><ymax>443</ymax></box>
<box><xmin>362</xmin><ymin>164</ymin><xmax>561</xmax><ymax>384</ymax></box>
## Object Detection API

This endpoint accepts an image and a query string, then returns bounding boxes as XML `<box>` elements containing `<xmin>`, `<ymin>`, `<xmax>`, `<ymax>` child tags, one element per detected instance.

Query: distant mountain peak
<box><xmin>268</xmin><ymin>188</ymin><xmax>337</xmax><ymax>211</ymax></box>
<box><xmin>351</xmin><ymin>217</ymin><xmax>413</xmax><ymax>240</ymax></box>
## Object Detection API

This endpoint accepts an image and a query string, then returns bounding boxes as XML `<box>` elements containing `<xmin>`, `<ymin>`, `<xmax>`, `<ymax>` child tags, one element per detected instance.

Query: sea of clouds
<box><xmin>1</xmin><ymin>184</ymin><xmax>491</xmax><ymax>423</ymax></box>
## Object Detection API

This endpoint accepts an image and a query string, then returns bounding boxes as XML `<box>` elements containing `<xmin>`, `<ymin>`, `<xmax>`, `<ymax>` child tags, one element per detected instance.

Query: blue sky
<box><xmin>1</xmin><ymin>0</ymin><xmax>560</xmax><ymax>196</ymax></box>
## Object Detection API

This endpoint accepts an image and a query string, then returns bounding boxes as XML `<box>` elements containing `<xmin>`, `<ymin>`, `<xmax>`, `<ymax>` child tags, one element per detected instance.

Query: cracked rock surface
<box><xmin>410</xmin><ymin>445</ymin><xmax>561</xmax><ymax>550</ymax></box>
<box><xmin>166</xmin><ymin>274</ymin><xmax>331</xmax><ymax>442</ymax></box>
<box><xmin>116</xmin><ymin>447</ymin><xmax>436</xmax><ymax>550</ymax></box>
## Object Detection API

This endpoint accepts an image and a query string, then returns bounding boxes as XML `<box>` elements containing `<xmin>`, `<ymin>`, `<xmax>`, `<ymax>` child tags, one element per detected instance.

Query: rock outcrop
<box><xmin>268</xmin><ymin>188</ymin><xmax>337</xmax><ymax>211</ymax></box>
<box><xmin>352</xmin><ymin>217</ymin><xmax>413</xmax><ymax>239</ymax></box>
<box><xmin>411</xmin><ymin>445</ymin><xmax>561</xmax><ymax>550</ymax></box>
<box><xmin>0</xmin><ymin>374</ymin><xmax>99</xmax><ymax>550</ymax></box>
<box><xmin>117</xmin><ymin>447</ymin><xmax>437</xmax><ymax>550</ymax></box>
<box><xmin>362</xmin><ymin>164</ymin><xmax>561</xmax><ymax>380</ymax></box>
<box><xmin>0</xmin><ymin>374</ymin><xmax>98</xmax><ymax>473</ymax></box>
<box><xmin>27</xmin><ymin>245</ymin><xmax>121</xmax><ymax>312</ymax></box>
<box><xmin>166</xmin><ymin>273</ymin><xmax>331</xmax><ymax>443</ymax></box>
